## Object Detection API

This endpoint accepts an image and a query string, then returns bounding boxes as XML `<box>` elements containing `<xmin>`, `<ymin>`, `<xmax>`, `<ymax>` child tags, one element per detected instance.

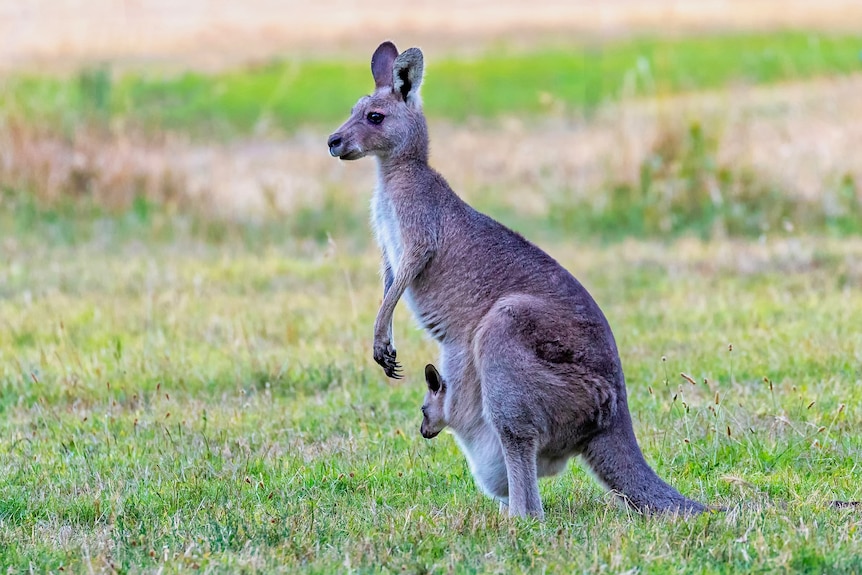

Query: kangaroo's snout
<box><xmin>327</xmin><ymin>133</ymin><xmax>343</xmax><ymax>157</ymax></box>
<box><xmin>327</xmin><ymin>131</ymin><xmax>364</xmax><ymax>161</ymax></box>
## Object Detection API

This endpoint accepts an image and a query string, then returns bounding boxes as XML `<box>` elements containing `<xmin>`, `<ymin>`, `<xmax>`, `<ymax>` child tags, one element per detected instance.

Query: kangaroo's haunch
<box><xmin>327</xmin><ymin>40</ymin><xmax>707</xmax><ymax>519</ymax></box>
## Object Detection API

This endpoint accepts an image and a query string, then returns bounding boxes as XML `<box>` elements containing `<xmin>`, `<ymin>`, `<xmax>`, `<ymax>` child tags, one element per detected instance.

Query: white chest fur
<box><xmin>370</xmin><ymin>182</ymin><xmax>425</xmax><ymax>320</ymax></box>
<box><xmin>370</xmin><ymin>185</ymin><xmax>404</xmax><ymax>276</ymax></box>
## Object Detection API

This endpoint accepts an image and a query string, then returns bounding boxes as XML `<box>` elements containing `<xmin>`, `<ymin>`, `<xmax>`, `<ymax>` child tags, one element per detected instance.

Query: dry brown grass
<box><xmin>2</xmin><ymin>1</ymin><xmax>861</xmax><ymax>73</ymax></box>
<box><xmin>5</xmin><ymin>74</ymin><xmax>859</xmax><ymax>218</ymax></box>
<box><xmin>0</xmin><ymin>119</ymin><xmax>186</xmax><ymax>210</ymax></box>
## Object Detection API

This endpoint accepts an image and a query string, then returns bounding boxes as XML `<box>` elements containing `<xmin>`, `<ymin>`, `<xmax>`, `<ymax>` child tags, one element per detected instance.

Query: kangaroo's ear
<box><xmin>424</xmin><ymin>363</ymin><xmax>443</xmax><ymax>393</ymax></box>
<box><xmin>392</xmin><ymin>47</ymin><xmax>424</xmax><ymax>108</ymax></box>
<box><xmin>371</xmin><ymin>41</ymin><xmax>399</xmax><ymax>89</ymax></box>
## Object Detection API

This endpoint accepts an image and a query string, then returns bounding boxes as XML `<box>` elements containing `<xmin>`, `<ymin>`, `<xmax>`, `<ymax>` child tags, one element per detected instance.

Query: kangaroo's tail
<box><xmin>582</xmin><ymin>404</ymin><xmax>705</xmax><ymax>515</ymax></box>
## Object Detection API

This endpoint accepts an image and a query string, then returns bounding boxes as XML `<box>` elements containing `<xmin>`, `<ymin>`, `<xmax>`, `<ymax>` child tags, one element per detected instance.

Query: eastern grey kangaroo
<box><xmin>327</xmin><ymin>41</ymin><xmax>706</xmax><ymax>518</ymax></box>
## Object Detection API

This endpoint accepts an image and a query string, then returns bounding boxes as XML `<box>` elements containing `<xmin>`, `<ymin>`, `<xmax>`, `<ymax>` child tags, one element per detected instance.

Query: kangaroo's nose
<box><xmin>327</xmin><ymin>134</ymin><xmax>342</xmax><ymax>149</ymax></box>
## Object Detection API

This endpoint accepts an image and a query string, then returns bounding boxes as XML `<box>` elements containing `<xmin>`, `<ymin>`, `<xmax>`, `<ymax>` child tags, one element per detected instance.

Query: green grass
<box><xmin>0</xmin><ymin>186</ymin><xmax>372</xmax><ymax>253</ymax></box>
<box><xmin>2</xmin><ymin>203</ymin><xmax>862</xmax><ymax>573</ymax></box>
<box><xmin>2</xmin><ymin>31</ymin><xmax>861</xmax><ymax>136</ymax></box>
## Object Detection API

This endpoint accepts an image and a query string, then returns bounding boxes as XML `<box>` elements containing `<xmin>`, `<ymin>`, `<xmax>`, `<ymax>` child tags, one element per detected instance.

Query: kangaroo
<box><xmin>327</xmin><ymin>41</ymin><xmax>706</xmax><ymax>518</ymax></box>
<box><xmin>420</xmin><ymin>364</ymin><xmax>447</xmax><ymax>440</ymax></box>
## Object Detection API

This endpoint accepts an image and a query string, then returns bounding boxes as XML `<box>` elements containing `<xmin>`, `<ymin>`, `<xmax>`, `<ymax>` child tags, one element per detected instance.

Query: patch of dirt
<box><xmin>1</xmin><ymin>1</ymin><xmax>861</xmax><ymax>72</ymax></box>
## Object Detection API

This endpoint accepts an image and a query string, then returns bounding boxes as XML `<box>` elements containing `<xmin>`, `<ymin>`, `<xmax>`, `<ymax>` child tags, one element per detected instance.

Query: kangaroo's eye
<box><xmin>367</xmin><ymin>112</ymin><xmax>385</xmax><ymax>125</ymax></box>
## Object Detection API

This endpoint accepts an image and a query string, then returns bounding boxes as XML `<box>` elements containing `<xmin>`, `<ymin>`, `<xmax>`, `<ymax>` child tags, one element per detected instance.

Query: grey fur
<box><xmin>327</xmin><ymin>41</ymin><xmax>706</xmax><ymax>519</ymax></box>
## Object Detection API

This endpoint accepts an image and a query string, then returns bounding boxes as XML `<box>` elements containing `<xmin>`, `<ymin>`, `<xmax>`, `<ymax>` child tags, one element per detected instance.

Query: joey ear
<box><xmin>371</xmin><ymin>41</ymin><xmax>399</xmax><ymax>89</ymax></box>
<box><xmin>392</xmin><ymin>47</ymin><xmax>424</xmax><ymax>107</ymax></box>
<box><xmin>424</xmin><ymin>363</ymin><xmax>443</xmax><ymax>393</ymax></box>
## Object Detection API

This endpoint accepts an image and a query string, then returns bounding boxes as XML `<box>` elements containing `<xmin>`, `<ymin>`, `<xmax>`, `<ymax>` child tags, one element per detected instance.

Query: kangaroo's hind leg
<box><xmin>474</xmin><ymin>294</ymin><xmax>621</xmax><ymax>519</ymax></box>
<box><xmin>475</xmin><ymin>311</ymin><xmax>546</xmax><ymax>519</ymax></box>
<box><xmin>499</xmin><ymin>433</ymin><xmax>543</xmax><ymax>518</ymax></box>
<box><xmin>479</xmin><ymin>348</ymin><xmax>543</xmax><ymax>518</ymax></box>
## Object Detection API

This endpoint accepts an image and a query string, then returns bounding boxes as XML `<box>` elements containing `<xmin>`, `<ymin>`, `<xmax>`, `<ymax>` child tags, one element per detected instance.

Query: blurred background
<box><xmin>2</xmin><ymin>0</ymin><xmax>860</xmax><ymax>242</ymax></box>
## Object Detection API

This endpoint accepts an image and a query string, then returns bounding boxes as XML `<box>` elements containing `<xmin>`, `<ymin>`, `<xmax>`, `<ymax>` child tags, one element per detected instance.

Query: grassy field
<box><xmin>2</xmin><ymin>28</ymin><xmax>862</xmax><ymax>574</ymax></box>
<box><xmin>2</xmin><ymin>32</ymin><xmax>861</xmax><ymax>137</ymax></box>
<box><xmin>2</xmin><ymin>207</ymin><xmax>862</xmax><ymax>573</ymax></box>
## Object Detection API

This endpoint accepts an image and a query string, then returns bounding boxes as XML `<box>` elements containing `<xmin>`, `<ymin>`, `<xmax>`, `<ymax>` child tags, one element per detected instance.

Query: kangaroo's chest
<box><xmin>371</xmin><ymin>187</ymin><xmax>445</xmax><ymax>333</ymax></box>
<box><xmin>370</xmin><ymin>189</ymin><xmax>404</xmax><ymax>273</ymax></box>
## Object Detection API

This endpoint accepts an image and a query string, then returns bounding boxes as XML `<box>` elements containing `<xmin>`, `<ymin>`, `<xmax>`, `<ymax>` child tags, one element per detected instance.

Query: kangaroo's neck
<box><xmin>376</xmin><ymin>156</ymin><xmax>431</xmax><ymax>188</ymax></box>
<box><xmin>376</xmin><ymin>115</ymin><xmax>431</xmax><ymax>185</ymax></box>
<box><xmin>374</xmin><ymin>155</ymin><xmax>450</xmax><ymax>215</ymax></box>
<box><xmin>376</xmin><ymin>151</ymin><xmax>434</xmax><ymax>197</ymax></box>
<box><xmin>379</xmin><ymin>139</ymin><xmax>428</xmax><ymax>169</ymax></box>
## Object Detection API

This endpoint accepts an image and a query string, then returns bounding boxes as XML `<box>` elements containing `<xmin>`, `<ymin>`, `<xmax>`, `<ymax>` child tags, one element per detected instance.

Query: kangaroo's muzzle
<box><xmin>420</xmin><ymin>421</ymin><xmax>441</xmax><ymax>439</ymax></box>
<box><xmin>327</xmin><ymin>133</ymin><xmax>343</xmax><ymax>157</ymax></box>
<box><xmin>327</xmin><ymin>133</ymin><xmax>364</xmax><ymax>160</ymax></box>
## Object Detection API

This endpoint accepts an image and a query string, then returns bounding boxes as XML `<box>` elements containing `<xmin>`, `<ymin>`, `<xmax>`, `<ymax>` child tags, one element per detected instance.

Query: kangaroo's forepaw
<box><xmin>373</xmin><ymin>340</ymin><xmax>402</xmax><ymax>379</ymax></box>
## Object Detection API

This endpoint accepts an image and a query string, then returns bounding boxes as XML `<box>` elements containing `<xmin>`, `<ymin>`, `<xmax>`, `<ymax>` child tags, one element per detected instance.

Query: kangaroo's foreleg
<box><xmin>381</xmin><ymin>256</ymin><xmax>394</xmax><ymax>345</ymax></box>
<box><xmin>372</xmin><ymin>245</ymin><xmax>432</xmax><ymax>378</ymax></box>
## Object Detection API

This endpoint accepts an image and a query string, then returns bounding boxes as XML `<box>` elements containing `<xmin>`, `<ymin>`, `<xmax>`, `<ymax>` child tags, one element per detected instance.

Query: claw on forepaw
<box><xmin>373</xmin><ymin>341</ymin><xmax>401</xmax><ymax>379</ymax></box>
<box><xmin>386</xmin><ymin>361</ymin><xmax>403</xmax><ymax>379</ymax></box>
